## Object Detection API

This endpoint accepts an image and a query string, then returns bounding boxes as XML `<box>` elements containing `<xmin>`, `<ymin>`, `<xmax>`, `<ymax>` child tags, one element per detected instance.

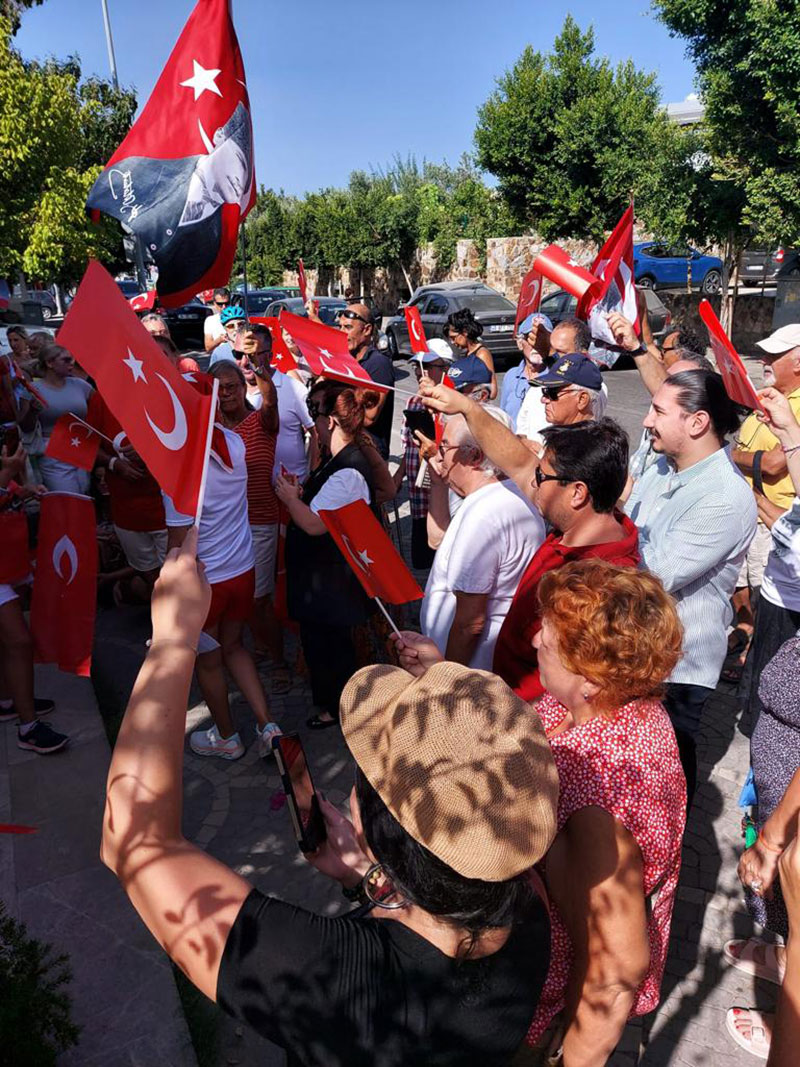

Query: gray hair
<box><xmin>141</xmin><ymin>313</ymin><xmax>170</xmax><ymax>333</ymax></box>
<box><xmin>448</xmin><ymin>406</ymin><xmax>514</xmax><ymax>478</ymax></box>
<box><xmin>675</xmin><ymin>349</ymin><xmax>716</xmax><ymax>373</ymax></box>
<box><xmin>585</xmin><ymin>385</ymin><xmax>608</xmax><ymax>420</ymax></box>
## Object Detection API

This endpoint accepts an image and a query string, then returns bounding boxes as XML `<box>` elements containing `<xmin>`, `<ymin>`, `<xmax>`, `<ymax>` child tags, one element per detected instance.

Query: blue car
<box><xmin>633</xmin><ymin>242</ymin><xmax>723</xmax><ymax>295</ymax></box>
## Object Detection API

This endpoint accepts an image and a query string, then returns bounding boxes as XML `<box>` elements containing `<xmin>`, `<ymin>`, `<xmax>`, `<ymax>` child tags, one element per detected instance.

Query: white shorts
<box><xmin>735</xmin><ymin>521</ymin><xmax>772</xmax><ymax>591</ymax></box>
<box><xmin>250</xmin><ymin>523</ymin><xmax>279</xmax><ymax>598</ymax></box>
<box><xmin>114</xmin><ymin>526</ymin><xmax>168</xmax><ymax>574</ymax></box>
<box><xmin>0</xmin><ymin>584</ymin><xmax>18</xmax><ymax>609</ymax></box>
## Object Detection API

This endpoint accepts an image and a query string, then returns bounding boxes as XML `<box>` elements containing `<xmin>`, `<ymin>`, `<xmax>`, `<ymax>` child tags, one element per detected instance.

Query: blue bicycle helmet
<box><xmin>220</xmin><ymin>304</ymin><xmax>246</xmax><ymax>325</ymax></box>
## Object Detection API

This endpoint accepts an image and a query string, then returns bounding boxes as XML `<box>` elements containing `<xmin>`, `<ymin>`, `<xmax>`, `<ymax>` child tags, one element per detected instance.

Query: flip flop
<box><xmin>306</xmin><ymin>714</ymin><xmax>339</xmax><ymax>731</ymax></box>
<box><xmin>724</xmin><ymin>939</ymin><xmax>785</xmax><ymax>986</ymax></box>
<box><xmin>725</xmin><ymin>1007</ymin><xmax>772</xmax><ymax>1060</ymax></box>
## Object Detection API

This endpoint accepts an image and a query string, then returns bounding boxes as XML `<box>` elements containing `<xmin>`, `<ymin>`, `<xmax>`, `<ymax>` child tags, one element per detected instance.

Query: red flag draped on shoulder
<box><xmin>30</xmin><ymin>493</ymin><xmax>97</xmax><ymax>677</ymax></box>
<box><xmin>318</xmin><ymin>500</ymin><xmax>423</xmax><ymax>605</ymax></box>
<box><xmin>86</xmin><ymin>0</ymin><xmax>255</xmax><ymax>308</ymax></box>
<box><xmin>699</xmin><ymin>299</ymin><xmax>764</xmax><ymax>411</ymax></box>
<box><xmin>404</xmin><ymin>306</ymin><xmax>428</xmax><ymax>354</ymax></box>
<box><xmin>514</xmin><ymin>267</ymin><xmax>543</xmax><ymax>332</ymax></box>
<box><xmin>57</xmin><ymin>261</ymin><xmax>215</xmax><ymax>515</ymax></box>
<box><xmin>279</xmin><ymin>310</ymin><xmax>391</xmax><ymax>392</ymax></box>
<box><xmin>45</xmin><ymin>414</ymin><xmax>101</xmax><ymax>472</ymax></box>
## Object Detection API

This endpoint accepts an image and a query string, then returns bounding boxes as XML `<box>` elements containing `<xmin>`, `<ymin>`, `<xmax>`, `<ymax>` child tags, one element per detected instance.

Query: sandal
<box><xmin>727</xmin><ymin>627</ymin><xmax>752</xmax><ymax>657</ymax></box>
<box><xmin>724</xmin><ymin>939</ymin><xmax>786</xmax><ymax>986</ymax></box>
<box><xmin>306</xmin><ymin>714</ymin><xmax>339</xmax><ymax>731</ymax></box>
<box><xmin>725</xmin><ymin>1007</ymin><xmax>772</xmax><ymax>1060</ymax></box>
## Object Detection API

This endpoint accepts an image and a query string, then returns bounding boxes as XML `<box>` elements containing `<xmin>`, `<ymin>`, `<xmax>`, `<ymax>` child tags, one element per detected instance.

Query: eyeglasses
<box><xmin>338</xmin><ymin>309</ymin><xmax>370</xmax><ymax>324</ymax></box>
<box><xmin>541</xmin><ymin>386</ymin><xmax>577</xmax><ymax>401</ymax></box>
<box><xmin>437</xmin><ymin>442</ymin><xmax>460</xmax><ymax>459</ymax></box>
<box><xmin>214</xmin><ymin>300</ymin><xmax>230</xmax><ymax>308</ymax></box>
<box><xmin>534</xmin><ymin>466</ymin><xmax>567</xmax><ymax>487</ymax></box>
<box><xmin>307</xmin><ymin>401</ymin><xmax>325</xmax><ymax>420</ymax></box>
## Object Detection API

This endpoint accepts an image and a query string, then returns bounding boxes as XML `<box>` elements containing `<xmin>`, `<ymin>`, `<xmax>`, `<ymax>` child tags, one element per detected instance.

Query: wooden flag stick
<box><xmin>194</xmin><ymin>377</ymin><xmax>220</xmax><ymax>526</ymax></box>
<box><xmin>373</xmin><ymin>595</ymin><xmax>402</xmax><ymax>639</ymax></box>
<box><xmin>67</xmin><ymin>411</ymin><xmax>116</xmax><ymax>449</ymax></box>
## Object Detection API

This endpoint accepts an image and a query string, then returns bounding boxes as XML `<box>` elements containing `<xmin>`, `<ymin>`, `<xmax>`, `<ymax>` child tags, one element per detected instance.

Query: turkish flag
<box><xmin>57</xmin><ymin>261</ymin><xmax>215</xmax><ymax>515</ymax></box>
<box><xmin>699</xmin><ymin>300</ymin><xmax>764</xmax><ymax>411</ymax></box>
<box><xmin>318</xmin><ymin>500</ymin><xmax>423</xmax><ymax>605</ymax></box>
<box><xmin>86</xmin><ymin>0</ymin><xmax>255</xmax><ymax>308</ymax></box>
<box><xmin>514</xmin><ymin>267</ymin><xmax>543</xmax><ymax>332</ymax></box>
<box><xmin>0</xmin><ymin>508</ymin><xmax>30</xmax><ymax>584</ymax></box>
<box><xmin>129</xmin><ymin>291</ymin><xmax>157</xmax><ymax>313</ymax></box>
<box><xmin>250</xmin><ymin>316</ymin><xmax>299</xmax><ymax>374</ymax></box>
<box><xmin>30</xmin><ymin>493</ymin><xmax>97</xmax><ymax>677</ymax></box>
<box><xmin>297</xmin><ymin>259</ymin><xmax>308</xmax><ymax>304</ymax></box>
<box><xmin>404</xmin><ymin>306</ymin><xmax>428</xmax><ymax>354</ymax></box>
<box><xmin>533</xmin><ymin>245</ymin><xmax>597</xmax><ymax>300</ymax></box>
<box><xmin>577</xmin><ymin>203</ymin><xmax>640</xmax><ymax>344</ymax></box>
<box><xmin>45</xmin><ymin>414</ymin><xmax>101</xmax><ymax>472</ymax></box>
<box><xmin>279</xmin><ymin>310</ymin><xmax>391</xmax><ymax>393</ymax></box>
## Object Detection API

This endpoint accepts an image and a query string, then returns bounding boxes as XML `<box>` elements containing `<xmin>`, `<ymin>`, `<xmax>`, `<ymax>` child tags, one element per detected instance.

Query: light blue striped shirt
<box><xmin>626</xmin><ymin>446</ymin><xmax>757</xmax><ymax>688</ymax></box>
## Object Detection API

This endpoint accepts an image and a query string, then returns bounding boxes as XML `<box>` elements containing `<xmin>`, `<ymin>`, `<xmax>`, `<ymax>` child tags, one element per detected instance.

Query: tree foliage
<box><xmin>0</xmin><ymin>17</ymin><xmax>136</xmax><ymax>284</ymax></box>
<box><xmin>0</xmin><ymin>0</ymin><xmax>43</xmax><ymax>34</ymax></box>
<box><xmin>474</xmin><ymin>16</ymin><xmax>672</xmax><ymax>241</ymax></box>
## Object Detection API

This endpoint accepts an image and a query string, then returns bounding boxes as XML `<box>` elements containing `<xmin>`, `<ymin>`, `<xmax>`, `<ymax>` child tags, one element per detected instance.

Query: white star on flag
<box><xmin>180</xmin><ymin>60</ymin><xmax>223</xmax><ymax>101</ymax></box>
<box><xmin>358</xmin><ymin>548</ymin><xmax>374</xmax><ymax>568</ymax></box>
<box><xmin>70</xmin><ymin>437</ymin><xmax>81</xmax><ymax>447</ymax></box>
<box><xmin>567</xmin><ymin>257</ymin><xmax>580</xmax><ymax>267</ymax></box>
<box><xmin>123</xmin><ymin>348</ymin><xmax>147</xmax><ymax>384</ymax></box>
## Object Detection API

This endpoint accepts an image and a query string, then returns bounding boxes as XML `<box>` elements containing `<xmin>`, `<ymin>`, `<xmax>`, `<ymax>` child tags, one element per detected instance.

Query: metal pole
<box><xmin>100</xmin><ymin>0</ymin><xmax>119</xmax><ymax>90</ymax></box>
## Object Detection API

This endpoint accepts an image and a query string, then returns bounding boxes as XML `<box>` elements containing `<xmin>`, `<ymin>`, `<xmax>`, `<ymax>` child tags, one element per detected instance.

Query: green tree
<box><xmin>474</xmin><ymin>15</ymin><xmax>672</xmax><ymax>242</ymax></box>
<box><xmin>1</xmin><ymin>0</ymin><xmax>43</xmax><ymax>34</ymax></box>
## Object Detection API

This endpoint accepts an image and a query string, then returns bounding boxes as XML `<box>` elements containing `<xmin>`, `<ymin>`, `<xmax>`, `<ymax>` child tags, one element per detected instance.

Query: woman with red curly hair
<box><xmin>275</xmin><ymin>379</ymin><xmax>386</xmax><ymax>729</ymax></box>
<box><xmin>520</xmin><ymin>560</ymin><xmax>687</xmax><ymax>1067</ymax></box>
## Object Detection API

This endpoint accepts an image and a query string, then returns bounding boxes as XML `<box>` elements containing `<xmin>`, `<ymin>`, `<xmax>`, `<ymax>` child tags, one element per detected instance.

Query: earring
<box><xmin>582</xmin><ymin>690</ymin><xmax>590</xmax><ymax>701</ymax></box>
<box><xmin>361</xmin><ymin>863</ymin><xmax>407</xmax><ymax>910</ymax></box>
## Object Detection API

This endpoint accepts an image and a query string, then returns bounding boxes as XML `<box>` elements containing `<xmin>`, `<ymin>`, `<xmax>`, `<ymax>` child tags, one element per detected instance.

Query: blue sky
<box><xmin>14</xmin><ymin>0</ymin><xmax>697</xmax><ymax>195</ymax></box>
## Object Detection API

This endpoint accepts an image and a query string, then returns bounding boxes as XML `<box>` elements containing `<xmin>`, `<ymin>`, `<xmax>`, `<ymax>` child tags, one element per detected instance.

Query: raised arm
<box><xmin>607</xmin><ymin>311</ymin><xmax>667</xmax><ymax>397</ymax></box>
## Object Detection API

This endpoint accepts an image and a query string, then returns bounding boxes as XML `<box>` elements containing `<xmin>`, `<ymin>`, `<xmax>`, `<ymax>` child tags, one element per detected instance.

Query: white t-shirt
<box><xmin>761</xmin><ymin>499</ymin><xmax>800</xmax><ymax>612</ymax></box>
<box><xmin>273</xmin><ymin>370</ymin><xmax>314</xmax><ymax>478</ymax></box>
<box><xmin>309</xmin><ymin>468</ymin><xmax>370</xmax><ymax>514</ymax></box>
<box><xmin>163</xmin><ymin>426</ymin><xmax>254</xmax><ymax>584</ymax></box>
<box><xmin>204</xmin><ymin>312</ymin><xmax>226</xmax><ymax>343</ymax></box>
<box><xmin>516</xmin><ymin>387</ymin><xmax>549</xmax><ymax>443</ymax></box>
<box><xmin>420</xmin><ymin>479</ymin><xmax>546</xmax><ymax>670</ymax></box>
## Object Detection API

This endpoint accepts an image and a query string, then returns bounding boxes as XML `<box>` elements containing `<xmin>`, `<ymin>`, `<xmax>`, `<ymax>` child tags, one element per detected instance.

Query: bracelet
<box><xmin>783</xmin><ymin>443</ymin><xmax>800</xmax><ymax>456</ymax></box>
<box><xmin>147</xmin><ymin>639</ymin><xmax>198</xmax><ymax>656</ymax></box>
<box><xmin>108</xmin><ymin>456</ymin><xmax>118</xmax><ymax>472</ymax></box>
<box><xmin>758</xmin><ymin>830</ymin><xmax>784</xmax><ymax>854</ymax></box>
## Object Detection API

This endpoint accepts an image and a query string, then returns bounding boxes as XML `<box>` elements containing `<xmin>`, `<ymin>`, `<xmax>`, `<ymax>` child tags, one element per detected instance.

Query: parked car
<box><xmin>12</xmin><ymin>287</ymin><xmax>57</xmax><ymax>320</ymax></box>
<box><xmin>262</xmin><ymin>296</ymin><xmax>347</xmax><ymax>327</ymax></box>
<box><xmin>115</xmin><ymin>278</ymin><xmax>142</xmax><ymax>299</ymax></box>
<box><xmin>633</xmin><ymin>242</ymin><xmax>723</xmax><ymax>294</ymax></box>
<box><xmin>538</xmin><ymin>287</ymin><xmax>672</xmax><ymax>345</ymax></box>
<box><xmin>739</xmin><ymin>247</ymin><xmax>800</xmax><ymax>285</ymax></box>
<box><xmin>162</xmin><ymin>298</ymin><xmax>211</xmax><ymax>350</ymax></box>
<box><xmin>233</xmin><ymin>287</ymin><xmax>294</xmax><ymax>315</ymax></box>
<box><xmin>385</xmin><ymin>282</ymin><xmax>518</xmax><ymax>362</ymax></box>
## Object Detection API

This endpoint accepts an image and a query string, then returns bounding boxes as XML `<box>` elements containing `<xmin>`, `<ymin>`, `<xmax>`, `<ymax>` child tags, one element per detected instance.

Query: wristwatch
<box><xmin>341</xmin><ymin>881</ymin><xmax>369</xmax><ymax>905</ymax></box>
<box><xmin>630</xmin><ymin>343</ymin><xmax>648</xmax><ymax>357</ymax></box>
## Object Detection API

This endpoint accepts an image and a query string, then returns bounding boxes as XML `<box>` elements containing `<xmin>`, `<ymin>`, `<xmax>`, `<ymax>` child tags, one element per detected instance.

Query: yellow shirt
<box><xmin>736</xmin><ymin>387</ymin><xmax>800</xmax><ymax>510</ymax></box>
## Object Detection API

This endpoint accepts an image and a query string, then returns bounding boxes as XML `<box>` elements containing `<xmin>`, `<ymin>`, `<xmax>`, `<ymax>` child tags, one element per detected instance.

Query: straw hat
<box><xmin>340</xmin><ymin>662</ymin><xmax>559</xmax><ymax>882</ymax></box>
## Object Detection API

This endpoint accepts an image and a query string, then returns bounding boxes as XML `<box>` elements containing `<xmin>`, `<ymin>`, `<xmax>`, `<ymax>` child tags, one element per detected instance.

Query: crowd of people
<box><xmin>2</xmin><ymin>279</ymin><xmax>800</xmax><ymax>1066</ymax></box>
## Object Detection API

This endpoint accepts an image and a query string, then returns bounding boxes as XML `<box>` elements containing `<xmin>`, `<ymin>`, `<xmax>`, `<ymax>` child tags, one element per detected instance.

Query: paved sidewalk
<box><xmin>87</xmin><ymin>597</ymin><xmax>777</xmax><ymax>1067</ymax></box>
<box><xmin>0</xmin><ymin>664</ymin><xmax>196</xmax><ymax>1066</ymax></box>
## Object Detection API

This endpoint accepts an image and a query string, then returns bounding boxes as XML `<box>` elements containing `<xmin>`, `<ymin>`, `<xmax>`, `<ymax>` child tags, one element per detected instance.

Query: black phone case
<box><xmin>272</xmin><ymin>737</ymin><xmax>327</xmax><ymax>853</ymax></box>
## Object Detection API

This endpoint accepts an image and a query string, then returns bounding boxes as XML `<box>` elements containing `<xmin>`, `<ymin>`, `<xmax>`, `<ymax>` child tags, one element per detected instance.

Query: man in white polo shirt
<box><xmin>204</xmin><ymin>287</ymin><xmax>232</xmax><ymax>354</ymax></box>
<box><xmin>420</xmin><ymin>407</ymin><xmax>546</xmax><ymax>669</ymax></box>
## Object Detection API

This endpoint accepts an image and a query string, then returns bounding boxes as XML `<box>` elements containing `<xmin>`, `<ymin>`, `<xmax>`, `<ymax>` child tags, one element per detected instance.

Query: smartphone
<box><xmin>272</xmin><ymin>733</ymin><xmax>327</xmax><ymax>853</ymax></box>
<box><xmin>0</xmin><ymin>423</ymin><xmax>20</xmax><ymax>454</ymax></box>
<box><xmin>403</xmin><ymin>407</ymin><xmax>436</xmax><ymax>441</ymax></box>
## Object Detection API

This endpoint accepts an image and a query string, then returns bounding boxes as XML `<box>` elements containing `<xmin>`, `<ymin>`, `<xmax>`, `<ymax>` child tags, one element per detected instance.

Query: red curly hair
<box><xmin>537</xmin><ymin>560</ymin><xmax>683</xmax><ymax>711</ymax></box>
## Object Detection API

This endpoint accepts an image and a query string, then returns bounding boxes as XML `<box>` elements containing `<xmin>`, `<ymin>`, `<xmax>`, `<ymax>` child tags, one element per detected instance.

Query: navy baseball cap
<box><xmin>448</xmin><ymin>354</ymin><xmax>492</xmax><ymax>390</ymax></box>
<box><xmin>532</xmin><ymin>354</ymin><xmax>603</xmax><ymax>391</ymax></box>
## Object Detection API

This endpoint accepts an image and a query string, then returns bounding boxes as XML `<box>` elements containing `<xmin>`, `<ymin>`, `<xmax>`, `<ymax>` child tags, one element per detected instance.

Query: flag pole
<box><xmin>194</xmin><ymin>377</ymin><xmax>220</xmax><ymax>526</ymax></box>
<box><xmin>373</xmin><ymin>596</ymin><xmax>403</xmax><ymax>639</ymax></box>
<box><xmin>67</xmin><ymin>412</ymin><xmax>116</xmax><ymax>449</ymax></box>
<box><xmin>240</xmin><ymin>224</ymin><xmax>250</xmax><ymax>320</ymax></box>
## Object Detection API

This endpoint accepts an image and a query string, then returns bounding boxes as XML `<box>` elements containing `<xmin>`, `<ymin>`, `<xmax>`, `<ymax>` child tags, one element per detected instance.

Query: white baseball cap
<box><xmin>756</xmin><ymin>324</ymin><xmax>800</xmax><ymax>355</ymax></box>
<box><xmin>413</xmin><ymin>337</ymin><xmax>454</xmax><ymax>364</ymax></box>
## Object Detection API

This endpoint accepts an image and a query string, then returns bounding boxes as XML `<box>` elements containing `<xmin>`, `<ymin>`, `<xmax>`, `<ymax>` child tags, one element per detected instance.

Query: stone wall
<box><xmin>658</xmin><ymin>292</ymin><xmax>774</xmax><ymax>355</ymax></box>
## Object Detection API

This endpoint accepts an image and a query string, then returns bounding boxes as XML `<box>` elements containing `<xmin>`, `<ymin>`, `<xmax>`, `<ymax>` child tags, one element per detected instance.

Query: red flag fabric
<box><xmin>533</xmin><ymin>245</ymin><xmax>597</xmax><ymax>300</ymax></box>
<box><xmin>279</xmin><ymin>310</ymin><xmax>391</xmax><ymax>393</ymax></box>
<box><xmin>699</xmin><ymin>299</ymin><xmax>764</xmax><ymax>411</ymax></box>
<box><xmin>0</xmin><ymin>508</ymin><xmax>30</xmax><ymax>584</ymax></box>
<box><xmin>318</xmin><ymin>500</ymin><xmax>423</xmax><ymax>605</ymax></box>
<box><xmin>297</xmin><ymin>259</ymin><xmax>308</xmax><ymax>305</ymax></box>
<box><xmin>577</xmin><ymin>204</ymin><xmax>640</xmax><ymax>344</ymax></box>
<box><xmin>30</xmin><ymin>493</ymin><xmax>97</xmax><ymax>677</ymax></box>
<box><xmin>57</xmin><ymin>261</ymin><xmax>215</xmax><ymax>515</ymax></box>
<box><xmin>44</xmin><ymin>414</ymin><xmax>101</xmax><ymax>472</ymax></box>
<box><xmin>250</xmin><ymin>316</ymin><xmax>299</xmax><ymax>374</ymax></box>
<box><xmin>514</xmin><ymin>267</ymin><xmax>543</xmax><ymax>332</ymax></box>
<box><xmin>404</xmin><ymin>306</ymin><xmax>428</xmax><ymax>354</ymax></box>
<box><xmin>86</xmin><ymin>0</ymin><xmax>255</xmax><ymax>308</ymax></box>
<box><xmin>129</xmin><ymin>291</ymin><xmax>157</xmax><ymax>313</ymax></box>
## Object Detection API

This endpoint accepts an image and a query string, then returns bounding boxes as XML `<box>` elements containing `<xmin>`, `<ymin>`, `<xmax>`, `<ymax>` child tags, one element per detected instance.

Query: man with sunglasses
<box><xmin>204</xmin><ymin>287</ymin><xmax>232</xmax><ymax>354</ymax></box>
<box><xmin>338</xmin><ymin>303</ymin><xmax>395</xmax><ymax>459</ymax></box>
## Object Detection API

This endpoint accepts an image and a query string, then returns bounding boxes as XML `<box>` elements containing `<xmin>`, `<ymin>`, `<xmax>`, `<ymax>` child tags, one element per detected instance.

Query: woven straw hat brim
<box><xmin>340</xmin><ymin>662</ymin><xmax>559</xmax><ymax>882</ymax></box>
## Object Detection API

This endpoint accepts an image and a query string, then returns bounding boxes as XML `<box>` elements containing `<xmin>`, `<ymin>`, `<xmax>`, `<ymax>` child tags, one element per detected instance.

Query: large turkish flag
<box><xmin>318</xmin><ymin>500</ymin><xmax>423</xmax><ymax>605</ymax></box>
<box><xmin>279</xmin><ymin>310</ymin><xmax>391</xmax><ymax>393</ymax></box>
<box><xmin>57</xmin><ymin>261</ymin><xmax>215</xmax><ymax>515</ymax></box>
<box><xmin>577</xmin><ymin>203</ymin><xmax>640</xmax><ymax>344</ymax></box>
<box><xmin>30</xmin><ymin>493</ymin><xmax>97</xmax><ymax>677</ymax></box>
<box><xmin>86</xmin><ymin>0</ymin><xmax>255</xmax><ymax>307</ymax></box>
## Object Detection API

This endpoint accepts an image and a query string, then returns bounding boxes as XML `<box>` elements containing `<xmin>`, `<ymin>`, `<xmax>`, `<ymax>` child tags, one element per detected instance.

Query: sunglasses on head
<box><xmin>338</xmin><ymin>309</ymin><xmax>370</xmax><ymax>324</ymax></box>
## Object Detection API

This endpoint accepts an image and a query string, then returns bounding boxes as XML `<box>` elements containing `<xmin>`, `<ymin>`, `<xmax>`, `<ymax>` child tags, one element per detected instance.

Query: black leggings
<box><xmin>299</xmin><ymin>621</ymin><xmax>358</xmax><ymax>720</ymax></box>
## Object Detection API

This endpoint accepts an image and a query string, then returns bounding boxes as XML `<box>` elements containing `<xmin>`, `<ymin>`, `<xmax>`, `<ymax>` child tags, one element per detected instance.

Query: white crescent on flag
<box><xmin>342</xmin><ymin>534</ymin><xmax>373</xmax><ymax>574</ymax></box>
<box><xmin>521</xmin><ymin>279</ymin><xmax>540</xmax><ymax>311</ymax></box>
<box><xmin>410</xmin><ymin>318</ymin><xmax>422</xmax><ymax>342</ymax></box>
<box><xmin>53</xmin><ymin>535</ymin><xmax>78</xmax><ymax>586</ymax></box>
<box><xmin>145</xmin><ymin>374</ymin><xmax>189</xmax><ymax>451</ymax></box>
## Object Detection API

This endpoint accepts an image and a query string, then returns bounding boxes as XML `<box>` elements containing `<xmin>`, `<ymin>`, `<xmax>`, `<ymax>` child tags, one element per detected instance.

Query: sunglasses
<box><xmin>338</xmin><ymin>309</ymin><xmax>370</xmax><ymax>324</ymax></box>
<box><xmin>541</xmin><ymin>386</ymin><xmax>576</xmax><ymax>401</ymax></box>
<box><xmin>214</xmin><ymin>300</ymin><xmax>230</xmax><ymax>308</ymax></box>
<box><xmin>534</xmin><ymin>466</ymin><xmax>567</xmax><ymax>487</ymax></box>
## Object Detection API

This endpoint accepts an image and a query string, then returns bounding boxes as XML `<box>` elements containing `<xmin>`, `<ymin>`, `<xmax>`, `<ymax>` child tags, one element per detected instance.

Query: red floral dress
<box><xmin>527</xmin><ymin>694</ymin><xmax>686</xmax><ymax>1044</ymax></box>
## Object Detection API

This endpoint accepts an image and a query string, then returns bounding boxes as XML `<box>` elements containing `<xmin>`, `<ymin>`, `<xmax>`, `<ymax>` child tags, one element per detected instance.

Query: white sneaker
<box><xmin>189</xmin><ymin>725</ymin><xmax>245</xmax><ymax>760</ymax></box>
<box><xmin>256</xmin><ymin>722</ymin><xmax>283</xmax><ymax>759</ymax></box>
